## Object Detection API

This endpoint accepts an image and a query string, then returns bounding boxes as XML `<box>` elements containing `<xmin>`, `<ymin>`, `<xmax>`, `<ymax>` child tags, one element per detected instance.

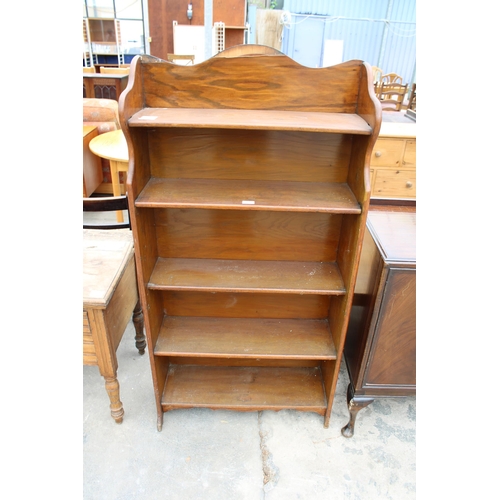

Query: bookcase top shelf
<box><xmin>128</xmin><ymin>108</ymin><xmax>373</xmax><ymax>134</ymax></box>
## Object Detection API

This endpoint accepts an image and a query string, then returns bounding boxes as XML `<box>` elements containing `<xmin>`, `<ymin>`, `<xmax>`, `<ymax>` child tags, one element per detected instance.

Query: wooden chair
<box><xmin>381</xmin><ymin>72</ymin><xmax>403</xmax><ymax>84</ymax></box>
<box><xmin>372</xmin><ymin>66</ymin><xmax>383</xmax><ymax>82</ymax></box>
<box><xmin>83</xmin><ymin>67</ymin><xmax>96</xmax><ymax>73</ymax></box>
<box><xmin>371</xmin><ymin>67</ymin><xmax>385</xmax><ymax>97</ymax></box>
<box><xmin>100</xmin><ymin>67</ymin><xmax>130</xmax><ymax>75</ymax></box>
<box><xmin>407</xmin><ymin>83</ymin><xmax>416</xmax><ymax>111</ymax></box>
<box><xmin>84</xmin><ymin>195</ymin><xmax>130</xmax><ymax>230</ymax></box>
<box><xmin>83</xmin><ymin>98</ymin><xmax>120</xmax><ymax>134</ymax></box>
<box><xmin>83</xmin><ymin>195</ymin><xmax>146</xmax><ymax>423</ymax></box>
<box><xmin>378</xmin><ymin>82</ymin><xmax>408</xmax><ymax>112</ymax></box>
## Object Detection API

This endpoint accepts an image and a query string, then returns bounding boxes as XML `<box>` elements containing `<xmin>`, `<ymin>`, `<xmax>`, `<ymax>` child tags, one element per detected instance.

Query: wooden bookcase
<box><xmin>119</xmin><ymin>51</ymin><xmax>381</xmax><ymax>431</ymax></box>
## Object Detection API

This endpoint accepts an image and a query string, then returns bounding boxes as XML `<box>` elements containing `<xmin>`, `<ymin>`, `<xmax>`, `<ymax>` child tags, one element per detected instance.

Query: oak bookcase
<box><xmin>119</xmin><ymin>49</ymin><xmax>381</xmax><ymax>430</ymax></box>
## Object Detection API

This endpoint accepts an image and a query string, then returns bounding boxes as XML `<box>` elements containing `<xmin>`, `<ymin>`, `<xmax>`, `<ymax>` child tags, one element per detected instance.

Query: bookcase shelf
<box><xmin>154</xmin><ymin>317</ymin><xmax>337</xmax><ymax>360</ymax></box>
<box><xmin>161</xmin><ymin>365</ymin><xmax>327</xmax><ymax>413</ymax></box>
<box><xmin>136</xmin><ymin>178</ymin><xmax>361</xmax><ymax>213</ymax></box>
<box><xmin>119</xmin><ymin>49</ymin><xmax>381</xmax><ymax>431</ymax></box>
<box><xmin>148</xmin><ymin>258</ymin><xmax>345</xmax><ymax>295</ymax></box>
<box><xmin>128</xmin><ymin>108</ymin><xmax>374</xmax><ymax>134</ymax></box>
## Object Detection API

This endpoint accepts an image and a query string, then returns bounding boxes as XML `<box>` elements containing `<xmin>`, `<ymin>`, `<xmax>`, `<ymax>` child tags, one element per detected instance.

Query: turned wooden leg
<box><xmin>104</xmin><ymin>376</ymin><xmax>124</xmax><ymax>424</ymax></box>
<box><xmin>132</xmin><ymin>300</ymin><xmax>146</xmax><ymax>355</ymax></box>
<box><xmin>341</xmin><ymin>383</ymin><xmax>374</xmax><ymax>438</ymax></box>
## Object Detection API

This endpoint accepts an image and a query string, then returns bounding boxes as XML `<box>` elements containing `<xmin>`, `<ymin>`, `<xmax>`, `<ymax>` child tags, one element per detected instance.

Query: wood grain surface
<box><xmin>161</xmin><ymin>365</ymin><xmax>327</xmax><ymax>412</ymax></box>
<box><xmin>155</xmin><ymin>317</ymin><xmax>337</xmax><ymax>359</ymax></box>
<box><xmin>148</xmin><ymin>258</ymin><xmax>346</xmax><ymax>294</ymax></box>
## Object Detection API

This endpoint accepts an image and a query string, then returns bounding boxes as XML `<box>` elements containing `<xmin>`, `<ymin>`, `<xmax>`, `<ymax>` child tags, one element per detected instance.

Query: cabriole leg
<box><xmin>341</xmin><ymin>383</ymin><xmax>374</xmax><ymax>438</ymax></box>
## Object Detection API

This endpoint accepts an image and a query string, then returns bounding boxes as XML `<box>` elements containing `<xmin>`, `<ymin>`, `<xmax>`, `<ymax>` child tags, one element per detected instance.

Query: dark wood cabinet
<box><xmin>342</xmin><ymin>206</ymin><xmax>416</xmax><ymax>437</ymax></box>
<box><xmin>83</xmin><ymin>74</ymin><xmax>129</xmax><ymax>100</ymax></box>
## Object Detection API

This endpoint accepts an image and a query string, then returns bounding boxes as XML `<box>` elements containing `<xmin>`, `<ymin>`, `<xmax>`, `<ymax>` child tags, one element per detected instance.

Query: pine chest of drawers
<box><xmin>370</xmin><ymin>121</ymin><xmax>416</xmax><ymax>200</ymax></box>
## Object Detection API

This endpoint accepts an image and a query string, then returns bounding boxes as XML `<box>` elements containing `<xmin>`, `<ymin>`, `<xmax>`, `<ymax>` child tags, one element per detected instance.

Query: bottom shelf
<box><xmin>161</xmin><ymin>364</ymin><xmax>327</xmax><ymax>414</ymax></box>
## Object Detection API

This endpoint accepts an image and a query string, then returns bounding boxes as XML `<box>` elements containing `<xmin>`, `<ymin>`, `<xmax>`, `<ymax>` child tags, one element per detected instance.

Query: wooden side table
<box><xmin>83</xmin><ymin>229</ymin><xmax>146</xmax><ymax>423</ymax></box>
<box><xmin>89</xmin><ymin>130</ymin><xmax>129</xmax><ymax>222</ymax></box>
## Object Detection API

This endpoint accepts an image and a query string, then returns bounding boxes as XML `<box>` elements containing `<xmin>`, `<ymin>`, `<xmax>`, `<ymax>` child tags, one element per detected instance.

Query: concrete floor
<box><xmin>83</xmin><ymin>319</ymin><xmax>416</xmax><ymax>500</ymax></box>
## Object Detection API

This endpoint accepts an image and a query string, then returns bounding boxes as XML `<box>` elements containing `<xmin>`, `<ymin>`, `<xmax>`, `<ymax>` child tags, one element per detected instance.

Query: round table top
<box><xmin>89</xmin><ymin>129</ymin><xmax>129</xmax><ymax>163</ymax></box>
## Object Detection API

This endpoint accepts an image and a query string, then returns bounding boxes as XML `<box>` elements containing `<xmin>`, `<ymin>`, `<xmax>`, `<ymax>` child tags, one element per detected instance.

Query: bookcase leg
<box><xmin>132</xmin><ymin>300</ymin><xmax>146</xmax><ymax>355</ymax></box>
<box><xmin>341</xmin><ymin>383</ymin><xmax>373</xmax><ymax>437</ymax></box>
<box><xmin>104</xmin><ymin>376</ymin><xmax>124</xmax><ymax>424</ymax></box>
<box><xmin>324</xmin><ymin>413</ymin><xmax>330</xmax><ymax>428</ymax></box>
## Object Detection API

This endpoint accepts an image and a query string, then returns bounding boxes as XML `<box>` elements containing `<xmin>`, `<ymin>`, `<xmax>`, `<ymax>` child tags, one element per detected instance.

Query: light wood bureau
<box><xmin>370</xmin><ymin>121</ymin><xmax>416</xmax><ymax>200</ymax></box>
<box><xmin>83</xmin><ymin>229</ymin><xmax>146</xmax><ymax>423</ymax></box>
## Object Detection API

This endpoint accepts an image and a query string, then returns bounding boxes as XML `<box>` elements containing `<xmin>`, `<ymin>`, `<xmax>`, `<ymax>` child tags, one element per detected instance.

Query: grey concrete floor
<box><xmin>83</xmin><ymin>319</ymin><xmax>416</xmax><ymax>500</ymax></box>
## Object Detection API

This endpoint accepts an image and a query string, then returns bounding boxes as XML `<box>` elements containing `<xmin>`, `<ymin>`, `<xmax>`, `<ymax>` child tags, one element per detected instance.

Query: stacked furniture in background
<box><xmin>83</xmin><ymin>98</ymin><xmax>122</xmax><ymax>193</ymax></box>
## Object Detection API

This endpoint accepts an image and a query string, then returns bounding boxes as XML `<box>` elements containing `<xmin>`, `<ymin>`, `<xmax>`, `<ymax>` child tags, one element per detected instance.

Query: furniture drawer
<box><xmin>372</xmin><ymin>168</ymin><xmax>416</xmax><ymax>198</ymax></box>
<box><xmin>371</xmin><ymin>139</ymin><xmax>405</xmax><ymax>167</ymax></box>
<box><xmin>83</xmin><ymin>309</ymin><xmax>97</xmax><ymax>364</ymax></box>
<box><xmin>403</xmin><ymin>140</ymin><xmax>416</xmax><ymax>167</ymax></box>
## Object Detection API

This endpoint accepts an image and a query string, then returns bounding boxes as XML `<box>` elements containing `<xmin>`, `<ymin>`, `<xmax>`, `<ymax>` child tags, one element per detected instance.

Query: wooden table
<box><xmin>89</xmin><ymin>130</ymin><xmax>129</xmax><ymax>222</ymax></box>
<box><xmin>83</xmin><ymin>125</ymin><xmax>103</xmax><ymax>197</ymax></box>
<box><xmin>83</xmin><ymin>229</ymin><xmax>146</xmax><ymax>423</ymax></box>
<box><xmin>342</xmin><ymin>205</ymin><xmax>416</xmax><ymax>437</ymax></box>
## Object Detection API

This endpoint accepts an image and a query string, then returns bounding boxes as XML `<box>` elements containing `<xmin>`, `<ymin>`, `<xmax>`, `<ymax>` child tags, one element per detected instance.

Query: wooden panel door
<box><xmin>364</xmin><ymin>268</ymin><xmax>416</xmax><ymax>388</ymax></box>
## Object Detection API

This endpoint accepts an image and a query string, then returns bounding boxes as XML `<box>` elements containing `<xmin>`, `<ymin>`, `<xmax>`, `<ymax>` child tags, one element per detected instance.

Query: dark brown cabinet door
<box><xmin>364</xmin><ymin>268</ymin><xmax>416</xmax><ymax>388</ymax></box>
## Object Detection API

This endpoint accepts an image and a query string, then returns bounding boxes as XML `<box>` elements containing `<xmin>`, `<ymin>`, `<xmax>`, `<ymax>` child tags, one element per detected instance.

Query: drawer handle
<box><xmin>375</xmin><ymin>151</ymin><xmax>382</xmax><ymax>157</ymax></box>
<box><xmin>406</xmin><ymin>181</ymin><xmax>413</xmax><ymax>188</ymax></box>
